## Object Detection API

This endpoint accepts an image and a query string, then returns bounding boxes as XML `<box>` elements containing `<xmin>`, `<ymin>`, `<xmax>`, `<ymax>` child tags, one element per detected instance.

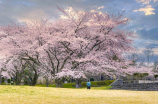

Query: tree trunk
<box><xmin>46</xmin><ymin>78</ymin><xmax>49</xmax><ymax>87</ymax></box>
<box><xmin>55</xmin><ymin>79</ymin><xmax>63</xmax><ymax>88</ymax></box>
<box><xmin>0</xmin><ymin>71</ymin><xmax>2</xmax><ymax>85</ymax></box>
<box><xmin>30</xmin><ymin>73</ymin><xmax>38</xmax><ymax>86</ymax></box>
<box><xmin>76</xmin><ymin>79</ymin><xmax>82</xmax><ymax>88</ymax></box>
<box><xmin>15</xmin><ymin>72</ymin><xmax>21</xmax><ymax>85</ymax></box>
<box><xmin>0</xmin><ymin>71</ymin><xmax>1</xmax><ymax>85</ymax></box>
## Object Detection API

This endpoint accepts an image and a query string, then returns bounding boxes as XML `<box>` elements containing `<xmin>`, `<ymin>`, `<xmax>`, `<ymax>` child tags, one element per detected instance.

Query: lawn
<box><xmin>0</xmin><ymin>85</ymin><xmax>158</xmax><ymax>104</ymax></box>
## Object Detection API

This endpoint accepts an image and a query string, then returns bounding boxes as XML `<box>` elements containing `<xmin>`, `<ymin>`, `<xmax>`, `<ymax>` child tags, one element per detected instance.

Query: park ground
<box><xmin>0</xmin><ymin>85</ymin><xmax>158</xmax><ymax>104</ymax></box>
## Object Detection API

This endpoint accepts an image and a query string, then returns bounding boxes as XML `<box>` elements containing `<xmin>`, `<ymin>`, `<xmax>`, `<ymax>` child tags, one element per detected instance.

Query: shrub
<box><xmin>82</xmin><ymin>83</ymin><xmax>87</xmax><ymax>87</ymax></box>
<box><xmin>97</xmin><ymin>82</ymin><xmax>105</xmax><ymax>85</ymax></box>
<box><xmin>154</xmin><ymin>75</ymin><xmax>158</xmax><ymax>79</ymax></box>
<box><xmin>1</xmin><ymin>82</ymin><xmax>7</xmax><ymax>85</ymax></box>
<box><xmin>90</xmin><ymin>78</ymin><xmax>94</xmax><ymax>81</ymax></box>
<box><xmin>105</xmin><ymin>80</ymin><xmax>114</xmax><ymax>85</ymax></box>
<box><xmin>7</xmin><ymin>79</ymin><xmax>11</xmax><ymax>83</ymax></box>
<box><xmin>35</xmin><ymin>84</ymin><xmax>56</xmax><ymax>87</ymax></box>
<box><xmin>24</xmin><ymin>80</ymin><xmax>28</xmax><ymax>85</ymax></box>
<box><xmin>69</xmin><ymin>80</ymin><xmax>114</xmax><ymax>88</ymax></box>
<box><xmin>63</xmin><ymin>83</ymin><xmax>76</xmax><ymax>88</ymax></box>
<box><xmin>72</xmin><ymin>84</ymin><xmax>76</xmax><ymax>87</ymax></box>
<box><xmin>34</xmin><ymin>80</ymin><xmax>114</xmax><ymax>88</ymax></box>
<box><xmin>2</xmin><ymin>78</ymin><xmax>5</xmax><ymax>83</ymax></box>
<box><xmin>90</xmin><ymin>80</ymin><xmax>114</xmax><ymax>86</ymax></box>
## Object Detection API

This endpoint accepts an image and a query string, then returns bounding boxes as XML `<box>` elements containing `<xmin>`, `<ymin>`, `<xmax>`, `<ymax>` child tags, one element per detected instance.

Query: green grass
<box><xmin>35</xmin><ymin>84</ymin><xmax>56</xmax><ymax>87</ymax></box>
<box><xmin>35</xmin><ymin>84</ymin><xmax>112</xmax><ymax>90</ymax></box>
<box><xmin>63</xmin><ymin>83</ymin><xmax>76</xmax><ymax>88</ymax></box>
<box><xmin>80</xmin><ymin>86</ymin><xmax>112</xmax><ymax>90</ymax></box>
<box><xmin>0</xmin><ymin>85</ymin><xmax>158</xmax><ymax>104</ymax></box>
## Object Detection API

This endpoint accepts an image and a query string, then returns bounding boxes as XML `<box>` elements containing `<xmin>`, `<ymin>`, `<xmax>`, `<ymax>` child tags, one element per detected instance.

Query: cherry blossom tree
<box><xmin>0</xmin><ymin>57</ymin><xmax>12</xmax><ymax>84</ymax></box>
<box><xmin>1</xmin><ymin>7</ymin><xmax>153</xmax><ymax>88</ymax></box>
<box><xmin>38</xmin><ymin>60</ymin><xmax>54</xmax><ymax>87</ymax></box>
<box><xmin>0</xmin><ymin>59</ymin><xmax>5</xmax><ymax>84</ymax></box>
<box><xmin>0</xmin><ymin>21</ymin><xmax>48</xmax><ymax>86</ymax></box>
<box><xmin>5</xmin><ymin>56</ymin><xmax>25</xmax><ymax>85</ymax></box>
<box><xmin>54</xmin><ymin>7</ymin><xmax>136</xmax><ymax>87</ymax></box>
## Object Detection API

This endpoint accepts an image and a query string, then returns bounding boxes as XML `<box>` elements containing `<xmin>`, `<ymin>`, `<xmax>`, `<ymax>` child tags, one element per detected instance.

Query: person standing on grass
<box><xmin>87</xmin><ymin>80</ymin><xmax>91</xmax><ymax>89</ymax></box>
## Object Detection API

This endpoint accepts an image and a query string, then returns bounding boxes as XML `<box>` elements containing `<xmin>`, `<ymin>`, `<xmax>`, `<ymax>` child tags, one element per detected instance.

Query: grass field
<box><xmin>0</xmin><ymin>85</ymin><xmax>158</xmax><ymax>104</ymax></box>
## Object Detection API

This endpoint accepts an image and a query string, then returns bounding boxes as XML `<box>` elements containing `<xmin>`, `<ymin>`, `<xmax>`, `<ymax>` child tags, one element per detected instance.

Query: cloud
<box><xmin>133</xmin><ymin>5</ymin><xmax>155</xmax><ymax>15</ymax></box>
<box><xmin>76</xmin><ymin>0</ymin><xmax>86</xmax><ymax>2</ymax></box>
<box><xmin>137</xmin><ymin>26</ymin><xmax>158</xmax><ymax>40</ymax></box>
<box><xmin>60</xmin><ymin>7</ymin><xmax>73</xmax><ymax>19</ymax></box>
<box><xmin>98</xmin><ymin>6</ymin><xmax>104</xmax><ymax>9</ymax></box>
<box><xmin>152</xmin><ymin>48</ymin><xmax>158</xmax><ymax>55</ymax></box>
<box><xmin>136</xmin><ymin>0</ymin><xmax>151</xmax><ymax>4</ymax></box>
<box><xmin>154</xmin><ymin>0</ymin><xmax>158</xmax><ymax>2</ymax></box>
<box><xmin>59</xmin><ymin>6</ymin><xmax>87</xmax><ymax>20</ymax></box>
<box><xmin>0</xmin><ymin>0</ymin><xmax>92</xmax><ymax>26</ymax></box>
<box><xmin>17</xmin><ymin>10</ymin><xmax>48</xmax><ymax>24</ymax></box>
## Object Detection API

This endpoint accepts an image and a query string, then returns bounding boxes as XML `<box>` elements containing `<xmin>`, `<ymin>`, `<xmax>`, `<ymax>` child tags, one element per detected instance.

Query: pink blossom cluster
<box><xmin>55</xmin><ymin>69</ymin><xmax>86</xmax><ymax>79</ymax></box>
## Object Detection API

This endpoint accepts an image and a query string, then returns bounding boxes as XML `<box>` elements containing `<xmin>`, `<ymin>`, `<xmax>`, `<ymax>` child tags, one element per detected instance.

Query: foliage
<box><xmin>35</xmin><ymin>84</ymin><xmax>56</xmax><ymax>87</ymax></box>
<box><xmin>7</xmin><ymin>79</ymin><xmax>11</xmax><ymax>83</ymax></box>
<box><xmin>1</xmin><ymin>82</ymin><xmax>7</xmax><ymax>85</ymax></box>
<box><xmin>34</xmin><ymin>80</ymin><xmax>114</xmax><ymax>88</ymax></box>
<box><xmin>63</xmin><ymin>83</ymin><xmax>76</xmax><ymax>88</ymax></box>
<box><xmin>75</xmin><ymin>80</ymin><xmax>114</xmax><ymax>88</ymax></box>
<box><xmin>2</xmin><ymin>78</ymin><xmax>4</xmax><ymax>83</ymax></box>
<box><xmin>154</xmin><ymin>75</ymin><xmax>158</xmax><ymax>79</ymax></box>
<box><xmin>90</xmin><ymin>78</ymin><xmax>94</xmax><ymax>81</ymax></box>
<box><xmin>133</xmin><ymin>73</ymin><xmax>149</xmax><ymax>79</ymax></box>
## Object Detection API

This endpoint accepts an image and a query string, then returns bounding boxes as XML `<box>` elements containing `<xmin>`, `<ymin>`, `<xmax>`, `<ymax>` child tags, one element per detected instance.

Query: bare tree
<box><xmin>138</xmin><ymin>56</ymin><xmax>145</xmax><ymax>67</ymax></box>
<box><xmin>142</xmin><ymin>46</ymin><xmax>154</xmax><ymax>67</ymax></box>
<box><xmin>130</xmin><ymin>48</ymin><xmax>139</xmax><ymax>65</ymax></box>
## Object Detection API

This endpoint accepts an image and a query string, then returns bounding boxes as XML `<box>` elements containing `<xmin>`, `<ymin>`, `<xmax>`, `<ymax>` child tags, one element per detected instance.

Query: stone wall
<box><xmin>109</xmin><ymin>79</ymin><xmax>123</xmax><ymax>86</ymax></box>
<box><xmin>138</xmin><ymin>80</ymin><xmax>158</xmax><ymax>83</ymax></box>
<box><xmin>110</xmin><ymin>83</ymin><xmax>158</xmax><ymax>91</ymax></box>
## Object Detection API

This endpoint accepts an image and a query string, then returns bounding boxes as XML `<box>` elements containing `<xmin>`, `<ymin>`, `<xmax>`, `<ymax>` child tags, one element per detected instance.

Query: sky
<box><xmin>0</xmin><ymin>0</ymin><xmax>158</xmax><ymax>65</ymax></box>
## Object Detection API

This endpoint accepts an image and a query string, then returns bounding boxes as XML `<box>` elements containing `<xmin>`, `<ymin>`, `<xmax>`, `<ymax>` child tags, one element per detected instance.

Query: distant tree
<box><xmin>143</xmin><ymin>46</ymin><xmax>154</xmax><ymax>67</ymax></box>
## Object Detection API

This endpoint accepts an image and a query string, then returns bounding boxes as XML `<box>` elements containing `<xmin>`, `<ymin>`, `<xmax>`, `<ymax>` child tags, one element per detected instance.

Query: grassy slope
<box><xmin>0</xmin><ymin>85</ymin><xmax>158</xmax><ymax>104</ymax></box>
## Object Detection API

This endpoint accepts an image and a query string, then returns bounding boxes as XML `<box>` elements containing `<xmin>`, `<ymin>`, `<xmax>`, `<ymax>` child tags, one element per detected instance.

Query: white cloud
<box><xmin>136</xmin><ymin>0</ymin><xmax>151</xmax><ymax>4</ymax></box>
<box><xmin>65</xmin><ymin>7</ymin><xmax>73</xmax><ymax>13</ymax></box>
<box><xmin>152</xmin><ymin>48</ymin><xmax>158</xmax><ymax>55</ymax></box>
<box><xmin>146</xmin><ymin>26</ymin><xmax>157</xmax><ymax>31</ymax></box>
<box><xmin>60</xmin><ymin>15</ymin><xmax>68</xmax><ymax>19</ymax></box>
<box><xmin>60</xmin><ymin>7</ymin><xmax>73</xmax><ymax>19</ymax></box>
<box><xmin>76</xmin><ymin>0</ymin><xmax>86</xmax><ymax>2</ymax></box>
<box><xmin>137</xmin><ymin>48</ymin><xmax>145</xmax><ymax>54</ymax></box>
<box><xmin>133</xmin><ymin>5</ymin><xmax>155</xmax><ymax>15</ymax></box>
<box><xmin>60</xmin><ymin>7</ymin><xmax>86</xmax><ymax>20</ymax></box>
<box><xmin>17</xmin><ymin>10</ymin><xmax>47</xmax><ymax>24</ymax></box>
<box><xmin>146</xmin><ymin>41</ymin><xmax>153</xmax><ymax>44</ymax></box>
<box><xmin>142</xmin><ymin>62</ymin><xmax>154</xmax><ymax>66</ymax></box>
<box><xmin>97</xmin><ymin>6</ymin><xmax>104</xmax><ymax>10</ymax></box>
<box><xmin>138</xmin><ymin>27</ymin><xmax>143</xmax><ymax>30</ymax></box>
<box><xmin>90</xmin><ymin>10</ymin><xmax>97</xmax><ymax>12</ymax></box>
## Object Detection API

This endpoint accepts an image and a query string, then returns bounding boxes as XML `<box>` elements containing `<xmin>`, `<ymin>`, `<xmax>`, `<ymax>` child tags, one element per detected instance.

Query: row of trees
<box><xmin>0</xmin><ymin>7</ymin><xmax>154</xmax><ymax>87</ymax></box>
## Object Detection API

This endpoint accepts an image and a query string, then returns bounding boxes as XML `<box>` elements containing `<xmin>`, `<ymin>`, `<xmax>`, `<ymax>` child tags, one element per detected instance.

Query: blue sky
<box><xmin>0</xmin><ymin>0</ymin><xmax>158</xmax><ymax>64</ymax></box>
